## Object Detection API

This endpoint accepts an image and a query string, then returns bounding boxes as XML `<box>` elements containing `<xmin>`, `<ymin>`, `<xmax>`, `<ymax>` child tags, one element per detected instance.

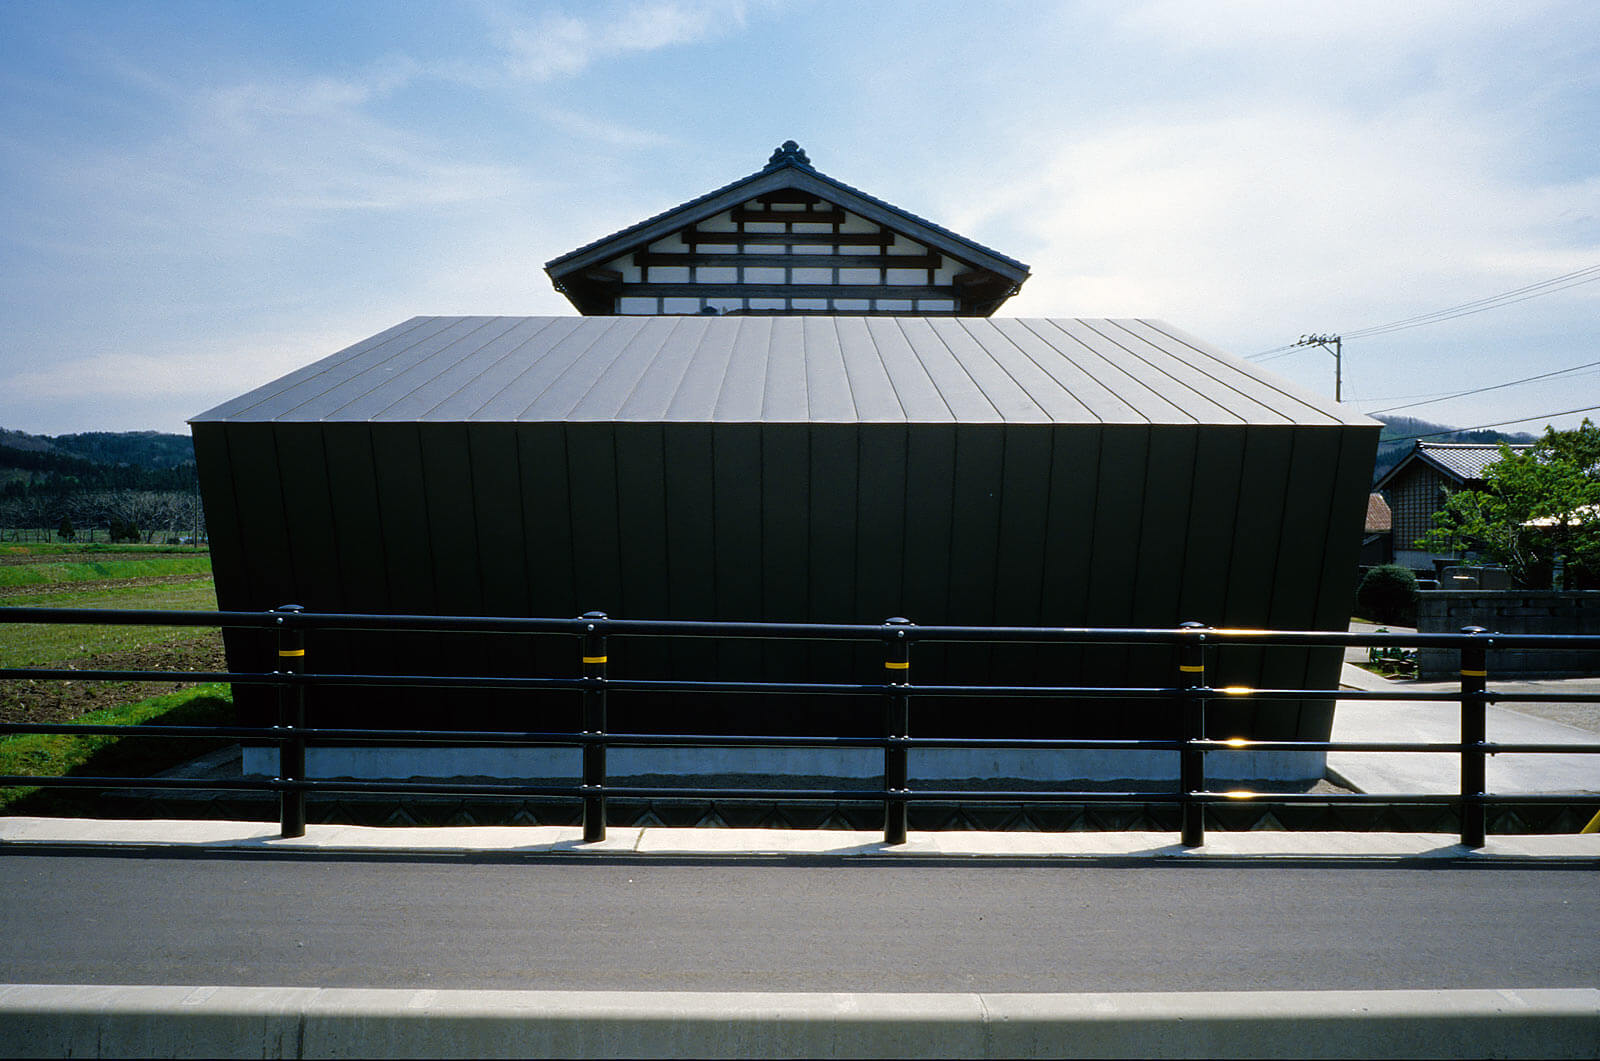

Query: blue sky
<box><xmin>2</xmin><ymin>0</ymin><xmax>1597</xmax><ymax>436</ymax></box>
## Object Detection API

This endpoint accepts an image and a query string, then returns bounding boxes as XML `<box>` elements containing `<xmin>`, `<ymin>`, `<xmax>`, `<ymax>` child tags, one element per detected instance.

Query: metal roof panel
<box><xmin>192</xmin><ymin>316</ymin><xmax>1371</xmax><ymax>429</ymax></box>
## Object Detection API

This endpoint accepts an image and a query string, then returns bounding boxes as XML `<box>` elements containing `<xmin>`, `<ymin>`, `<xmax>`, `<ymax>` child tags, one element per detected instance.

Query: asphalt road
<box><xmin>1</xmin><ymin>852</ymin><xmax>1595</xmax><ymax>992</ymax></box>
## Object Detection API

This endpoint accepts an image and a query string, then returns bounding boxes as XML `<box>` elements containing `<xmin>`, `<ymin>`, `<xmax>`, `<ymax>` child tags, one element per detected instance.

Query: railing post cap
<box><xmin>884</xmin><ymin>616</ymin><xmax>913</xmax><ymax>626</ymax></box>
<box><xmin>1460</xmin><ymin>625</ymin><xmax>1489</xmax><ymax>635</ymax></box>
<box><xmin>581</xmin><ymin>610</ymin><xmax>608</xmax><ymax>621</ymax></box>
<box><xmin>1178</xmin><ymin>621</ymin><xmax>1208</xmax><ymax>630</ymax></box>
<box><xmin>274</xmin><ymin>604</ymin><xmax>305</xmax><ymax>613</ymax></box>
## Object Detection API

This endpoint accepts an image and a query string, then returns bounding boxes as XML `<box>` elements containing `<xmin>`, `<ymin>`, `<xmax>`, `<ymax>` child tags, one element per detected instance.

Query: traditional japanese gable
<box><xmin>545</xmin><ymin>141</ymin><xmax>1030</xmax><ymax>317</ymax></box>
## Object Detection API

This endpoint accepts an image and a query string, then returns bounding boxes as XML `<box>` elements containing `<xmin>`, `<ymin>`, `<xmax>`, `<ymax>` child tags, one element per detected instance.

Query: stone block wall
<box><xmin>1417</xmin><ymin>590</ymin><xmax>1600</xmax><ymax>679</ymax></box>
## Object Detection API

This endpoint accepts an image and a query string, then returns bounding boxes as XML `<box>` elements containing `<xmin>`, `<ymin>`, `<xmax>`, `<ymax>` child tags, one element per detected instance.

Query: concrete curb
<box><xmin>2</xmin><ymin>984</ymin><xmax>1595</xmax><ymax>1058</ymax></box>
<box><xmin>3</xmin><ymin>818</ymin><xmax>1599</xmax><ymax>861</ymax></box>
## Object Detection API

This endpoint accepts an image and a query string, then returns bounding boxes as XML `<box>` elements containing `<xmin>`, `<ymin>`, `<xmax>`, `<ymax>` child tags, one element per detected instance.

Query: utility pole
<box><xmin>1295</xmin><ymin>333</ymin><xmax>1342</xmax><ymax>402</ymax></box>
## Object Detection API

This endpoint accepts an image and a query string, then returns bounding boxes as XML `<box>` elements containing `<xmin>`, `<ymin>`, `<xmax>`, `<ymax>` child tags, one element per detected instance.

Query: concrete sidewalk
<box><xmin>3</xmin><ymin>815</ymin><xmax>1596</xmax><ymax>860</ymax></box>
<box><xmin>1331</xmin><ymin>661</ymin><xmax>1600</xmax><ymax>796</ymax></box>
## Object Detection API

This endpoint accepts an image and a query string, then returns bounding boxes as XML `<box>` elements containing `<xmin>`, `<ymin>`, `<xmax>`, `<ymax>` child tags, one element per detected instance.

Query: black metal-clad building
<box><xmin>191</xmin><ymin>145</ymin><xmax>1379</xmax><ymax>777</ymax></box>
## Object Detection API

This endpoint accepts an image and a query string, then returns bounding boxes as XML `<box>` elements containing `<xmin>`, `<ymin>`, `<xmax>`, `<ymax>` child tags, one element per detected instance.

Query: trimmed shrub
<box><xmin>1358</xmin><ymin>564</ymin><xmax>1419</xmax><ymax>626</ymax></box>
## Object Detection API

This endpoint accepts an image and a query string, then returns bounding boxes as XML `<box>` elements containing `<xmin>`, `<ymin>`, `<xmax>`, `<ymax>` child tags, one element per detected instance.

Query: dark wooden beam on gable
<box><xmin>632</xmin><ymin>251</ymin><xmax>942</xmax><ymax>269</ymax></box>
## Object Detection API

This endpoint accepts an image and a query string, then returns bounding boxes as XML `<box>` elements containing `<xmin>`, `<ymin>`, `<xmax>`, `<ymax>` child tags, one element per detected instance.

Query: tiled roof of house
<box><xmin>1415</xmin><ymin>441</ymin><xmax>1531</xmax><ymax>480</ymax></box>
<box><xmin>1374</xmin><ymin>441</ymin><xmax>1534</xmax><ymax>491</ymax></box>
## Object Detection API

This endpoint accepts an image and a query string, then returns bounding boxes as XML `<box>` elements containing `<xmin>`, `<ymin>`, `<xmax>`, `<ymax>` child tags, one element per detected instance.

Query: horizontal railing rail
<box><xmin>3</xmin><ymin>605</ymin><xmax>1598</xmax><ymax>848</ymax></box>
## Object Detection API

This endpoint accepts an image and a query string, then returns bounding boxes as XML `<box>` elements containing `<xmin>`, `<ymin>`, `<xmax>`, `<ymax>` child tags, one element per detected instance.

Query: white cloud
<box><xmin>537</xmin><ymin>106</ymin><xmax>675</xmax><ymax>149</ymax></box>
<box><xmin>485</xmin><ymin>0</ymin><xmax>753</xmax><ymax>81</ymax></box>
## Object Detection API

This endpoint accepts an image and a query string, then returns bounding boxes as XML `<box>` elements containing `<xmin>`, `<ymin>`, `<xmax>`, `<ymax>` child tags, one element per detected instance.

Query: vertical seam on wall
<box><xmin>413</xmin><ymin>425</ymin><xmax>440</xmax><ymax>615</ymax></box>
<box><xmin>269</xmin><ymin>427</ymin><xmax>301</xmax><ymax>603</ymax></box>
<box><xmin>463</xmin><ymin>426</ymin><xmax>490</xmax><ymax>615</ymax></box>
<box><xmin>940</xmin><ymin>426</ymin><xmax>963</xmax><ymax>623</ymax></box>
<box><xmin>988</xmin><ymin>427</ymin><xmax>1008</xmax><ymax>625</ymax></box>
<box><xmin>507</xmin><ymin>426</ymin><xmax>532</xmax><ymax>616</ymax></box>
<box><xmin>211</xmin><ymin>426</ymin><xmax>246</xmax><ymax>603</ymax></box>
<box><xmin>1173</xmin><ymin>425</ymin><xmax>1202</xmax><ymax>622</ymax></box>
<box><xmin>316</xmin><ymin>427</ymin><xmax>346</xmax><ymax>605</ymax></box>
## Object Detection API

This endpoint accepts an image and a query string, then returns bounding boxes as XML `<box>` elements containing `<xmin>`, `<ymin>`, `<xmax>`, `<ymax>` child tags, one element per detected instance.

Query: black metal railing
<box><xmin>3</xmin><ymin>605</ymin><xmax>1598</xmax><ymax>848</ymax></box>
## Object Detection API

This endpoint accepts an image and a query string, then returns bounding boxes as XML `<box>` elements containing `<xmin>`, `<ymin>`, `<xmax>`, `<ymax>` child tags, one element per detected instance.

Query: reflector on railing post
<box><xmin>274</xmin><ymin>604</ymin><xmax>307</xmax><ymax>839</ymax></box>
<box><xmin>581</xmin><ymin>611</ymin><xmax>608</xmax><ymax>843</ymax></box>
<box><xmin>1178</xmin><ymin>621</ymin><xmax>1208</xmax><ymax>848</ymax></box>
<box><xmin>883</xmin><ymin>617</ymin><xmax>912</xmax><ymax>846</ymax></box>
<box><xmin>1460</xmin><ymin>626</ymin><xmax>1489</xmax><ymax>849</ymax></box>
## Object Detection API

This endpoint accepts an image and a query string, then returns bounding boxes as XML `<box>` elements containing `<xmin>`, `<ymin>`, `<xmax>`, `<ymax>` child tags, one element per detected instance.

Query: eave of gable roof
<box><xmin>1373</xmin><ymin>443</ymin><xmax>1527</xmax><ymax>493</ymax></box>
<box><xmin>544</xmin><ymin>154</ymin><xmax>1031</xmax><ymax>286</ymax></box>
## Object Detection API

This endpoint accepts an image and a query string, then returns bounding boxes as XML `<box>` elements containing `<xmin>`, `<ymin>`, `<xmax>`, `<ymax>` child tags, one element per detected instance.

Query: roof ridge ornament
<box><xmin>766</xmin><ymin>140</ymin><xmax>810</xmax><ymax>168</ymax></box>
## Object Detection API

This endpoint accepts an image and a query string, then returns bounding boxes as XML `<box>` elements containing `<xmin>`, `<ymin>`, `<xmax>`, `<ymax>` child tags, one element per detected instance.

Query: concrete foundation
<box><xmin>240</xmin><ymin>745</ymin><xmax>1327</xmax><ymax>786</ymax></box>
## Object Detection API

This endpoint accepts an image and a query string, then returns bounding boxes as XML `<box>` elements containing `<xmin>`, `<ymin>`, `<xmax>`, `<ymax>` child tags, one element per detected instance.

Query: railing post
<box><xmin>1460</xmin><ymin>625</ymin><xmax>1489</xmax><ymax>848</ymax></box>
<box><xmin>274</xmin><ymin>604</ymin><xmax>307</xmax><ymax>839</ymax></box>
<box><xmin>1178</xmin><ymin>621</ymin><xmax>1208</xmax><ymax>848</ymax></box>
<box><xmin>581</xmin><ymin>611</ymin><xmax>608</xmax><ymax>843</ymax></box>
<box><xmin>882</xmin><ymin>617</ymin><xmax>912</xmax><ymax>845</ymax></box>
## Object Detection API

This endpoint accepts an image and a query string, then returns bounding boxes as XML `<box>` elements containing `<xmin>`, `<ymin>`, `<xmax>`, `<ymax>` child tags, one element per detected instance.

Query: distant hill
<box><xmin>0</xmin><ymin>428</ymin><xmax>194</xmax><ymax>469</ymax></box>
<box><xmin>0</xmin><ymin>427</ymin><xmax>195</xmax><ymax>495</ymax></box>
<box><xmin>1371</xmin><ymin>416</ymin><xmax>1536</xmax><ymax>484</ymax></box>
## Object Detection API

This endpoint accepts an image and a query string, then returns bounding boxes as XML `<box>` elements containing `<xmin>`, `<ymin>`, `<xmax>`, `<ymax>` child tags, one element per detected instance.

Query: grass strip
<box><xmin>0</xmin><ymin>580</ymin><xmax>220</xmax><ymax>669</ymax></box>
<box><xmin>0</xmin><ymin>555</ymin><xmax>213</xmax><ymax>588</ymax></box>
<box><xmin>0</xmin><ymin>543</ymin><xmax>207</xmax><ymax>558</ymax></box>
<box><xmin>0</xmin><ymin>683</ymin><xmax>234</xmax><ymax>813</ymax></box>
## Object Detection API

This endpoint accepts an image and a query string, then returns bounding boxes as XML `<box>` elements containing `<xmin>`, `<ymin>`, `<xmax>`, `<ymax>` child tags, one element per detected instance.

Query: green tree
<box><xmin>1418</xmin><ymin>420</ymin><xmax>1600</xmax><ymax>589</ymax></box>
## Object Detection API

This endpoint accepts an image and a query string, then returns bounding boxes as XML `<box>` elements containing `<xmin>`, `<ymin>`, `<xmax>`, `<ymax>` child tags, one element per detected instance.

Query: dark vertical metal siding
<box><xmin>852</xmin><ymin>425</ymin><xmax>910</xmax><ymax>621</ymax></box>
<box><xmin>807</xmin><ymin>423</ymin><xmax>860</xmax><ymax>697</ymax></box>
<box><xmin>942</xmin><ymin>424</ymin><xmax>1006</xmax><ymax>708</ymax></box>
<box><xmin>516</xmin><ymin>423</ymin><xmax>578</xmax><ymax>682</ymax></box>
<box><xmin>1081</xmin><ymin>426</ymin><xmax>1151</xmax><ymax>696</ymax></box>
<box><xmin>759</xmin><ymin>424</ymin><xmax>810</xmax><ymax>693</ymax></box>
<box><xmin>1260</xmin><ymin>428</ymin><xmax>1343</xmax><ymax>737</ymax></box>
<box><xmin>1212</xmin><ymin>425</ymin><xmax>1295</xmax><ymax>714</ymax></box>
<box><xmin>900</xmin><ymin>425</ymin><xmax>959</xmax><ymax>687</ymax></box>
<box><xmin>322</xmin><ymin>424</ymin><xmax>391</xmax><ymax>609</ymax></box>
<box><xmin>1298</xmin><ymin>426</ymin><xmax>1381</xmax><ymax>737</ymax></box>
<box><xmin>1124</xmin><ymin>425</ymin><xmax>1200</xmax><ymax>705</ymax></box>
<box><xmin>662</xmin><ymin>423</ymin><xmax>718</xmax><ymax>708</ymax></box>
<box><xmin>1174</xmin><ymin>425</ymin><xmax>1249</xmax><ymax>738</ymax></box>
<box><xmin>613</xmin><ymin>422</ymin><xmax>673</xmax><ymax>684</ymax></box>
<box><xmin>1036</xmin><ymin>427</ymin><xmax>1101</xmax><ymax>685</ymax></box>
<box><xmin>202</xmin><ymin>416</ymin><xmax>1380</xmax><ymax>741</ymax></box>
<box><xmin>710</xmin><ymin>424</ymin><xmax>763</xmax><ymax>690</ymax></box>
<box><xmin>564</xmin><ymin>425</ymin><xmax>624</xmax><ymax>616</ymax></box>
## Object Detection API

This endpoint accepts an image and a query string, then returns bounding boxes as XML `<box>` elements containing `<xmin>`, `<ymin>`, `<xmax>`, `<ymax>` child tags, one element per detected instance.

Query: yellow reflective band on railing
<box><xmin>1223</xmin><ymin>790</ymin><xmax>1258</xmax><ymax>800</ymax></box>
<box><xmin>1178</xmin><ymin>664</ymin><xmax>1204</xmax><ymax>673</ymax></box>
<box><xmin>1461</xmin><ymin>669</ymin><xmax>1487</xmax><ymax>677</ymax></box>
<box><xmin>277</xmin><ymin>649</ymin><xmax>305</xmax><ymax>657</ymax></box>
<box><xmin>1221</xmin><ymin>686</ymin><xmax>1253</xmax><ymax>695</ymax></box>
<box><xmin>1224</xmin><ymin>738</ymin><xmax>1250</xmax><ymax>748</ymax></box>
<box><xmin>884</xmin><ymin>660</ymin><xmax>910</xmax><ymax>670</ymax></box>
<box><xmin>583</xmin><ymin>656</ymin><xmax>608</xmax><ymax>665</ymax></box>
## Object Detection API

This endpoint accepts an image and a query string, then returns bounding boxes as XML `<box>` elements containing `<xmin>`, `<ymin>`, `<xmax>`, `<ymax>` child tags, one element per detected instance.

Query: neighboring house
<box><xmin>1374</xmin><ymin>441</ymin><xmax>1531</xmax><ymax>571</ymax></box>
<box><xmin>1360</xmin><ymin>492</ymin><xmax>1392</xmax><ymax>566</ymax></box>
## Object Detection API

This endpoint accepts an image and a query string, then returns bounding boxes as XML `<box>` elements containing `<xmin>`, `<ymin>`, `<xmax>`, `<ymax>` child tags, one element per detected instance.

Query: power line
<box><xmin>1379</xmin><ymin>403</ymin><xmax>1600</xmax><ymax>443</ymax></box>
<box><xmin>1246</xmin><ymin>261</ymin><xmax>1600</xmax><ymax>361</ymax></box>
<box><xmin>1345</xmin><ymin>264</ymin><xmax>1600</xmax><ymax>340</ymax></box>
<box><xmin>1362</xmin><ymin>358</ymin><xmax>1600</xmax><ymax>415</ymax></box>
